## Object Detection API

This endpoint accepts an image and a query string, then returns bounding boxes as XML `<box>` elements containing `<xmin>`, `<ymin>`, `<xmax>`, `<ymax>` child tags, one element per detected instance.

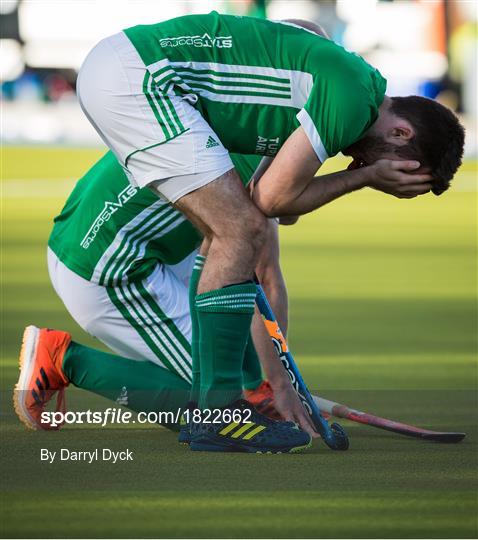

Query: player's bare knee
<box><xmin>227</xmin><ymin>210</ymin><xmax>267</xmax><ymax>259</ymax></box>
<box><xmin>214</xmin><ymin>210</ymin><xmax>264</xmax><ymax>257</ymax></box>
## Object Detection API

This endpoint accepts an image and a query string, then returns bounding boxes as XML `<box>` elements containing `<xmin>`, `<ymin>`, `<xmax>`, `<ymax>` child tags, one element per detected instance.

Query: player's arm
<box><xmin>252</xmin><ymin>218</ymin><xmax>317</xmax><ymax>437</ymax></box>
<box><xmin>252</xmin><ymin>126</ymin><xmax>433</xmax><ymax>217</ymax></box>
<box><xmin>250</xmin><ymin>161</ymin><xmax>300</xmax><ymax>226</ymax></box>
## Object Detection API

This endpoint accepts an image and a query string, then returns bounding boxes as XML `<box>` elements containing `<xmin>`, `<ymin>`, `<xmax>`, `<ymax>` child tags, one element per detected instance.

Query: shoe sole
<box><xmin>13</xmin><ymin>325</ymin><xmax>41</xmax><ymax>430</ymax></box>
<box><xmin>190</xmin><ymin>438</ymin><xmax>312</xmax><ymax>454</ymax></box>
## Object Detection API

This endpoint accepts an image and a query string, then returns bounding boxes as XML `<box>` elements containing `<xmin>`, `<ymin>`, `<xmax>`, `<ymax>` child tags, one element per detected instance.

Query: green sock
<box><xmin>63</xmin><ymin>342</ymin><xmax>190</xmax><ymax>429</ymax></box>
<box><xmin>242</xmin><ymin>333</ymin><xmax>263</xmax><ymax>390</ymax></box>
<box><xmin>196</xmin><ymin>282</ymin><xmax>257</xmax><ymax>409</ymax></box>
<box><xmin>189</xmin><ymin>254</ymin><xmax>206</xmax><ymax>403</ymax></box>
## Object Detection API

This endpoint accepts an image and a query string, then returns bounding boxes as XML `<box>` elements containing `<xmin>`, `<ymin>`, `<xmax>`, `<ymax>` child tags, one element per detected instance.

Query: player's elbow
<box><xmin>254</xmin><ymin>193</ymin><xmax>289</xmax><ymax>217</ymax></box>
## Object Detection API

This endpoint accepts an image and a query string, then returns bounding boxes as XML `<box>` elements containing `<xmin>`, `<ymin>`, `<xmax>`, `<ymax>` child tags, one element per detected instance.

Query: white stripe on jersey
<box><xmin>120</xmin><ymin>213</ymin><xmax>186</xmax><ymax>279</ymax></box>
<box><xmin>296</xmin><ymin>108</ymin><xmax>329</xmax><ymax>163</ymax></box>
<box><xmin>147</xmin><ymin>59</ymin><xmax>313</xmax><ymax>109</ymax></box>
<box><xmin>106</xmin><ymin>207</ymin><xmax>182</xmax><ymax>286</ymax></box>
<box><xmin>176</xmin><ymin>71</ymin><xmax>290</xmax><ymax>90</ymax></box>
<box><xmin>91</xmin><ymin>200</ymin><xmax>177</xmax><ymax>284</ymax></box>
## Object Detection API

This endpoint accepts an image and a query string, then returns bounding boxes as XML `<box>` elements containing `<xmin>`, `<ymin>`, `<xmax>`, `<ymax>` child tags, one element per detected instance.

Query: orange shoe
<box><xmin>244</xmin><ymin>381</ymin><xmax>283</xmax><ymax>421</ymax></box>
<box><xmin>14</xmin><ymin>326</ymin><xmax>71</xmax><ymax>430</ymax></box>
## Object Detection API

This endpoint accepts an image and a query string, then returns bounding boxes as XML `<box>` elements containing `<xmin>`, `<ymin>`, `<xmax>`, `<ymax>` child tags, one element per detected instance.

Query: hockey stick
<box><xmin>255</xmin><ymin>279</ymin><xmax>349</xmax><ymax>451</ymax></box>
<box><xmin>312</xmin><ymin>395</ymin><xmax>466</xmax><ymax>443</ymax></box>
<box><xmin>250</xmin><ymin>158</ymin><xmax>348</xmax><ymax>450</ymax></box>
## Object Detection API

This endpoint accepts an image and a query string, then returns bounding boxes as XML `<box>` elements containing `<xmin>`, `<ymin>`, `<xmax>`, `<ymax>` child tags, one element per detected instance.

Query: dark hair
<box><xmin>390</xmin><ymin>96</ymin><xmax>465</xmax><ymax>195</ymax></box>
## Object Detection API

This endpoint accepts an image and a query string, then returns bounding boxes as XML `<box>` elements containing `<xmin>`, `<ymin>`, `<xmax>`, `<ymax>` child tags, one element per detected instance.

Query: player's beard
<box><xmin>344</xmin><ymin>135</ymin><xmax>397</xmax><ymax>166</ymax></box>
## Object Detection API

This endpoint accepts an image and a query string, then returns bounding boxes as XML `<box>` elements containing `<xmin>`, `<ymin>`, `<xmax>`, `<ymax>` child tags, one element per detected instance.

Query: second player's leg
<box><xmin>48</xmin><ymin>248</ymin><xmax>193</xmax><ymax>381</ymax></box>
<box><xmin>14</xmin><ymin>324</ymin><xmax>191</xmax><ymax>431</ymax></box>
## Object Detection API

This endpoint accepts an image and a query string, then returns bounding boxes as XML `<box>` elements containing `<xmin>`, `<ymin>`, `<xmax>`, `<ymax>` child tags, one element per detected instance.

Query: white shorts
<box><xmin>48</xmin><ymin>248</ymin><xmax>197</xmax><ymax>383</ymax></box>
<box><xmin>76</xmin><ymin>31</ymin><xmax>233</xmax><ymax>202</ymax></box>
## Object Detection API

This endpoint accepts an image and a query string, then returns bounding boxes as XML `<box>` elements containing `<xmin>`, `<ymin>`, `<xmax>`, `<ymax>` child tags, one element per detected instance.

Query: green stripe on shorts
<box><xmin>143</xmin><ymin>71</ymin><xmax>187</xmax><ymax>140</ymax></box>
<box><xmin>107</xmin><ymin>282</ymin><xmax>192</xmax><ymax>382</ymax></box>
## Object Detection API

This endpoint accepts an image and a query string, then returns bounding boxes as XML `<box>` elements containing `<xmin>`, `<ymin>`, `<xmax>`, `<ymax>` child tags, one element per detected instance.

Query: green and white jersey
<box><xmin>48</xmin><ymin>152</ymin><xmax>260</xmax><ymax>286</ymax></box>
<box><xmin>124</xmin><ymin>11</ymin><xmax>386</xmax><ymax>162</ymax></box>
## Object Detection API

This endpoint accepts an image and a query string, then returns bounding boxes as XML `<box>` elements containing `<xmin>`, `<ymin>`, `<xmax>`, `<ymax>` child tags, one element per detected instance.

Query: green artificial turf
<box><xmin>1</xmin><ymin>147</ymin><xmax>477</xmax><ymax>538</ymax></box>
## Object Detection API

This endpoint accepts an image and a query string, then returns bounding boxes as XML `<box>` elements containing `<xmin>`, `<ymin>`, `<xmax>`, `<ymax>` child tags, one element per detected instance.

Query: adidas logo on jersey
<box><xmin>206</xmin><ymin>136</ymin><xmax>220</xmax><ymax>149</ymax></box>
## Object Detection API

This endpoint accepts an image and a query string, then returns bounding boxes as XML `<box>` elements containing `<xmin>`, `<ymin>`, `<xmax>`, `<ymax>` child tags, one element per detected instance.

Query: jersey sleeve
<box><xmin>297</xmin><ymin>56</ymin><xmax>387</xmax><ymax>161</ymax></box>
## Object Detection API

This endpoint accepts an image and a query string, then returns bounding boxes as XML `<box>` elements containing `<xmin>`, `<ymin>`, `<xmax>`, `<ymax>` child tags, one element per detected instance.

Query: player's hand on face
<box><xmin>368</xmin><ymin>159</ymin><xmax>433</xmax><ymax>199</ymax></box>
<box><xmin>272</xmin><ymin>382</ymin><xmax>319</xmax><ymax>438</ymax></box>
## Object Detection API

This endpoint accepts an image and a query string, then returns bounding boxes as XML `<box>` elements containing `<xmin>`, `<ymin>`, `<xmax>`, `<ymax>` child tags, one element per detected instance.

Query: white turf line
<box><xmin>2</xmin><ymin>179</ymin><xmax>75</xmax><ymax>198</ymax></box>
<box><xmin>14</xmin><ymin>325</ymin><xmax>40</xmax><ymax>429</ymax></box>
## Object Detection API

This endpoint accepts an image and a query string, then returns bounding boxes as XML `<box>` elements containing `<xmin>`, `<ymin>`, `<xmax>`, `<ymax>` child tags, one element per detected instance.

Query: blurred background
<box><xmin>1</xmin><ymin>0</ymin><xmax>477</xmax><ymax>154</ymax></box>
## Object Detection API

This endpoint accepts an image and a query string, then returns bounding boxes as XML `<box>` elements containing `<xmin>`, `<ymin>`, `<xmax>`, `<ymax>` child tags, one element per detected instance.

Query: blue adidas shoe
<box><xmin>189</xmin><ymin>399</ymin><xmax>312</xmax><ymax>453</ymax></box>
<box><xmin>178</xmin><ymin>401</ymin><xmax>196</xmax><ymax>445</ymax></box>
